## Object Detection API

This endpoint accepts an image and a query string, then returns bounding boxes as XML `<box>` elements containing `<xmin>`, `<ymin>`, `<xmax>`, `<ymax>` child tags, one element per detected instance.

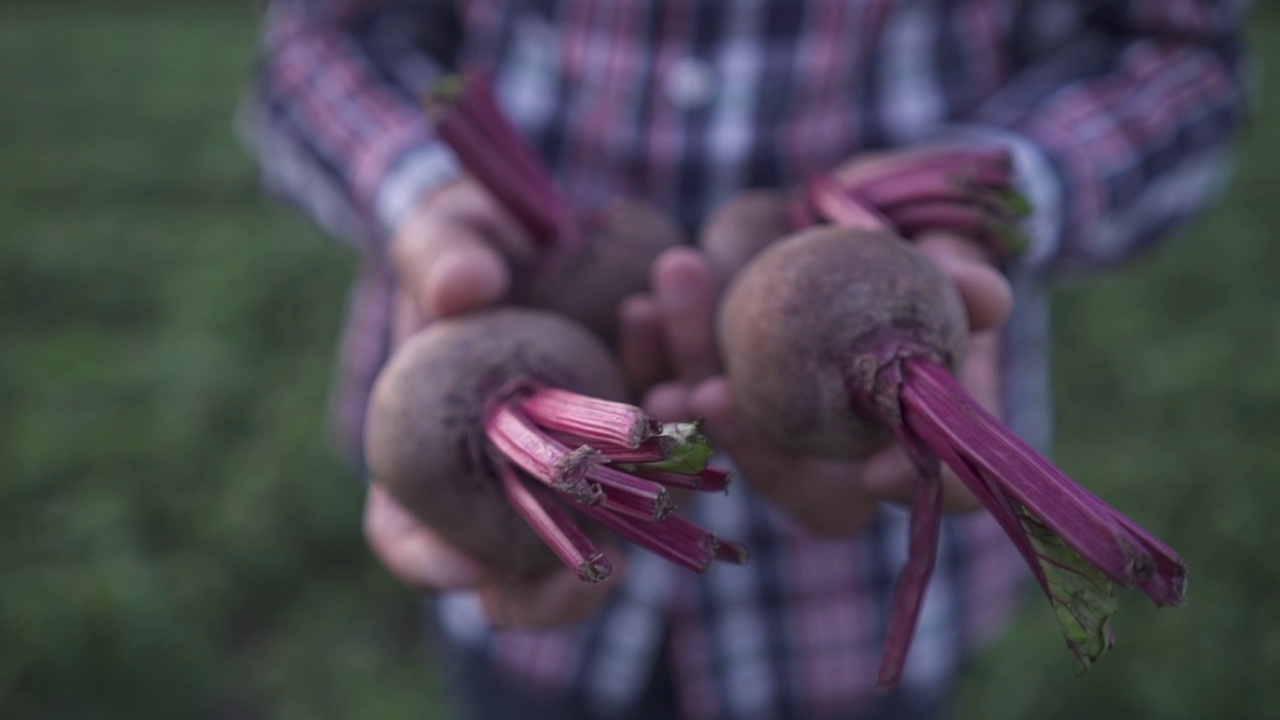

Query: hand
<box><xmin>362</xmin><ymin>484</ymin><xmax>621</xmax><ymax>628</ymax></box>
<box><xmin>388</xmin><ymin>177</ymin><xmax>536</xmax><ymax>334</ymax></box>
<box><xmin>367</xmin><ymin>179</ymin><xmax>618</xmax><ymax>627</ymax></box>
<box><xmin>617</xmin><ymin>232</ymin><xmax>1011</xmax><ymax>536</ymax></box>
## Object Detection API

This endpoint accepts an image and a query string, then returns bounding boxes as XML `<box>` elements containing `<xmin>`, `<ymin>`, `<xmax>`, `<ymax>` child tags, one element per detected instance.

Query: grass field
<box><xmin>1</xmin><ymin>3</ymin><xmax>1277</xmax><ymax>718</ymax></box>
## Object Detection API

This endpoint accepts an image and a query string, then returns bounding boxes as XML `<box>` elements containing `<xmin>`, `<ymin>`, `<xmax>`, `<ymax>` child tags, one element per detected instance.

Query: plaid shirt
<box><xmin>239</xmin><ymin>1</ymin><xmax>1247</xmax><ymax>717</ymax></box>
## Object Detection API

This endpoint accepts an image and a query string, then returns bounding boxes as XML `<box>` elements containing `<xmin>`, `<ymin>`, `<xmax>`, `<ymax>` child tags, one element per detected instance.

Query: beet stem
<box><xmin>453</xmin><ymin>73</ymin><xmax>569</xmax><ymax>219</ymax></box>
<box><xmin>849</xmin><ymin>157</ymin><xmax>1012</xmax><ymax>210</ymax></box>
<box><xmin>629</xmin><ymin>466</ymin><xmax>733</xmax><ymax>494</ymax></box>
<box><xmin>807</xmin><ymin>174</ymin><xmax>894</xmax><ymax>231</ymax></box>
<box><xmin>426</xmin><ymin>74</ymin><xmax>568</xmax><ymax>247</ymax></box>
<box><xmin>852</xmin><ymin>352</ymin><xmax>1186</xmax><ymax>672</ymax></box>
<box><xmin>838</xmin><ymin>148</ymin><xmax>1012</xmax><ymax>197</ymax></box>
<box><xmin>485</xmin><ymin>404</ymin><xmax>604</xmax><ymax>505</ymax></box>
<box><xmin>577</xmin><ymin>504</ymin><xmax>716</xmax><ymax>574</ymax></box>
<box><xmin>875</xmin><ymin>472</ymin><xmax>943</xmax><ymax>692</ymax></box>
<box><xmin>586</xmin><ymin>465</ymin><xmax>676</xmax><ymax>521</ymax></box>
<box><xmin>519</xmin><ymin>387</ymin><xmax>660</xmax><ymax>448</ymax></box>
<box><xmin>713</xmin><ymin>539</ymin><xmax>751</xmax><ymax>565</ymax></box>
<box><xmin>500</xmin><ymin>464</ymin><xmax>613</xmax><ymax>583</ymax></box>
<box><xmin>900</xmin><ymin>359</ymin><xmax>1187</xmax><ymax>606</ymax></box>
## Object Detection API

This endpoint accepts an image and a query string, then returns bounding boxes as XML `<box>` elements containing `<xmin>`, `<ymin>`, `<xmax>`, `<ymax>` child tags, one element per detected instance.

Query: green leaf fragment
<box><xmin>1018</xmin><ymin>506</ymin><xmax>1119</xmax><ymax>674</ymax></box>
<box><xmin>994</xmin><ymin>187</ymin><xmax>1034</xmax><ymax>218</ymax></box>
<box><xmin>632</xmin><ymin>422</ymin><xmax>713</xmax><ymax>474</ymax></box>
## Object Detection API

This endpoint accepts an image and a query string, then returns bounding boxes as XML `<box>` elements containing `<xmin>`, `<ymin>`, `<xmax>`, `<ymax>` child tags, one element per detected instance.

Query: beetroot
<box><xmin>425</xmin><ymin>72</ymin><xmax>684</xmax><ymax>345</ymax></box>
<box><xmin>698</xmin><ymin>189</ymin><xmax>797</xmax><ymax>285</ymax></box>
<box><xmin>699</xmin><ymin>147</ymin><xmax>1029</xmax><ymax>284</ymax></box>
<box><xmin>365</xmin><ymin>307</ymin><xmax>745</xmax><ymax>581</ymax></box>
<box><xmin>716</xmin><ymin>224</ymin><xmax>1186</xmax><ymax>689</ymax></box>
<box><xmin>719</xmin><ymin>227</ymin><xmax>967</xmax><ymax>458</ymax></box>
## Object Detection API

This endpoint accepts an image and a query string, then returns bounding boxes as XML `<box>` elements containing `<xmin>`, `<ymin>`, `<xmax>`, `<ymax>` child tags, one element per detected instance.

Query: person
<box><xmin>239</xmin><ymin>1</ymin><xmax>1248</xmax><ymax>718</ymax></box>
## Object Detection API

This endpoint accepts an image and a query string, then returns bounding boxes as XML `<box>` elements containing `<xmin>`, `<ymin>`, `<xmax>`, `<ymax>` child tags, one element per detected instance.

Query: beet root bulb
<box><xmin>717</xmin><ymin>226</ymin><xmax>967</xmax><ymax>459</ymax></box>
<box><xmin>365</xmin><ymin>308</ymin><xmax>626</xmax><ymax>577</ymax></box>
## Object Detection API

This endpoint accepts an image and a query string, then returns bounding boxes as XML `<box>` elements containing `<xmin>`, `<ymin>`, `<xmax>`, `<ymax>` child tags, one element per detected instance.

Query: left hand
<box><xmin>617</xmin><ymin>232</ymin><xmax>1011</xmax><ymax>535</ymax></box>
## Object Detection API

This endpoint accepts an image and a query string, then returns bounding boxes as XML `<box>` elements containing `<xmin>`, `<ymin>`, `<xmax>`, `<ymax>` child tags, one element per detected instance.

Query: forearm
<box><xmin>239</xmin><ymin>0</ymin><xmax>463</xmax><ymax>253</ymax></box>
<box><xmin>937</xmin><ymin>0</ymin><xmax>1251</xmax><ymax>276</ymax></box>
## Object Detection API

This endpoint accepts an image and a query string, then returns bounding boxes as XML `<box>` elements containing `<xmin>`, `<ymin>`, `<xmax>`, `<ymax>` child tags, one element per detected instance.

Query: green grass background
<box><xmin>1</xmin><ymin>3</ymin><xmax>1276</xmax><ymax>718</ymax></box>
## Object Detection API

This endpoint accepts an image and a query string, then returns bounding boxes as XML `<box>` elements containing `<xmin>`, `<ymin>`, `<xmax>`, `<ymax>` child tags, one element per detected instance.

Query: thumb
<box><xmin>363</xmin><ymin>484</ymin><xmax>486</xmax><ymax>592</ymax></box>
<box><xmin>687</xmin><ymin>376</ymin><xmax>794</xmax><ymax>482</ymax></box>
<box><xmin>915</xmin><ymin>232</ymin><xmax>1012</xmax><ymax>332</ymax></box>
<box><xmin>391</xmin><ymin>216</ymin><xmax>510</xmax><ymax>320</ymax></box>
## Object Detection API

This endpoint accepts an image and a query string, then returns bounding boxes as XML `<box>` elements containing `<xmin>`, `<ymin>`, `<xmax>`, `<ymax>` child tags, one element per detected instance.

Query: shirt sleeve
<box><xmin>935</xmin><ymin>0</ymin><xmax>1252</xmax><ymax>276</ymax></box>
<box><xmin>237</xmin><ymin>0</ymin><xmax>464</xmax><ymax>254</ymax></box>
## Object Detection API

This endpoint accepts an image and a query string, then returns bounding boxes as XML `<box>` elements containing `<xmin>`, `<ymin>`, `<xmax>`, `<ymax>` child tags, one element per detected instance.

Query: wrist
<box><xmin>375</xmin><ymin>144</ymin><xmax>462</xmax><ymax>240</ymax></box>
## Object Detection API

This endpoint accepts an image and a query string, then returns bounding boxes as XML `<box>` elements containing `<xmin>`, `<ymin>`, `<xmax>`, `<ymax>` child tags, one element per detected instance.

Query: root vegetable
<box><xmin>365</xmin><ymin>307</ymin><xmax>745</xmax><ymax>582</ymax></box>
<box><xmin>699</xmin><ymin>189</ymin><xmax>798</xmax><ymax>285</ymax></box>
<box><xmin>716</xmin><ymin>226</ymin><xmax>1187</xmax><ymax>690</ymax></box>
<box><xmin>699</xmin><ymin>147</ymin><xmax>1029</xmax><ymax>282</ymax></box>
<box><xmin>425</xmin><ymin>73</ymin><xmax>683</xmax><ymax>345</ymax></box>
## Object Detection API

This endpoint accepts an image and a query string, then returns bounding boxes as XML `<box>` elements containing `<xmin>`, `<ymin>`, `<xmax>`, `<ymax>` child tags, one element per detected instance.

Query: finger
<box><xmin>363</xmin><ymin>483</ymin><xmax>486</xmax><ymax>593</ymax></box>
<box><xmin>617</xmin><ymin>294</ymin><xmax>672</xmax><ymax>396</ymax></box>
<box><xmin>478</xmin><ymin>550</ymin><xmax>626</xmax><ymax>629</ymax></box>
<box><xmin>391</xmin><ymin>220</ymin><xmax>510</xmax><ymax>320</ymax></box>
<box><xmin>690</xmin><ymin>377</ymin><xmax>879</xmax><ymax>535</ymax></box>
<box><xmin>915</xmin><ymin>233</ymin><xmax>1012</xmax><ymax>331</ymax></box>
<box><xmin>641</xmin><ymin>380</ymin><xmax>694</xmax><ymax>423</ymax></box>
<box><xmin>652</xmin><ymin>247</ymin><xmax>722</xmax><ymax>382</ymax></box>
<box><xmin>959</xmin><ymin>331</ymin><xmax>1002</xmax><ymax>415</ymax></box>
<box><xmin>946</xmin><ymin>260</ymin><xmax>1012</xmax><ymax>331</ymax></box>
<box><xmin>449</xmin><ymin>178</ymin><xmax>538</xmax><ymax>262</ymax></box>
<box><xmin>392</xmin><ymin>291</ymin><xmax>426</xmax><ymax>349</ymax></box>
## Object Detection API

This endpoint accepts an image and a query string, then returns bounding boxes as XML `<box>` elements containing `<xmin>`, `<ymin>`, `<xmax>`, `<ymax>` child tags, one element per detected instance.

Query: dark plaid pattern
<box><xmin>239</xmin><ymin>1</ymin><xmax>1247</xmax><ymax>717</ymax></box>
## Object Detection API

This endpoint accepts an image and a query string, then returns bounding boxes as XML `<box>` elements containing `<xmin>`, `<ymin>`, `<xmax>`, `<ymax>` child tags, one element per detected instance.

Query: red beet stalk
<box><xmin>793</xmin><ymin>148</ymin><xmax>1030</xmax><ymax>260</ymax></box>
<box><xmin>844</xmin><ymin>329</ymin><xmax>1187</xmax><ymax>690</ymax></box>
<box><xmin>500</xmin><ymin>463</ymin><xmax>613</xmax><ymax>582</ymax></box>
<box><xmin>481</xmin><ymin>387</ymin><xmax>746</xmax><ymax>581</ymax></box>
<box><xmin>424</xmin><ymin>72</ymin><xmax>575</xmax><ymax>251</ymax></box>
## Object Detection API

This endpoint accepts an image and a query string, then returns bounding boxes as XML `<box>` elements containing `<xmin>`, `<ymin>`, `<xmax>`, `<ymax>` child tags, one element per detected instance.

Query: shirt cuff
<box><xmin>373</xmin><ymin>142</ymin><xmax>462</xmax><ymax>238</ymax></box>
<box><xmin>924</xmin><ymin>125</ymin><xmax>1067</xmax><ymax>270</ymax></box>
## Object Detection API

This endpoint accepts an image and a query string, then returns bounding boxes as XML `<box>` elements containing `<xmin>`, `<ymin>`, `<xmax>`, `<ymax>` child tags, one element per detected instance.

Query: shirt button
<box><xmin>664</xmin><ymin>57</ymin><xmax>717</xmax><ymax>111</ymax></box>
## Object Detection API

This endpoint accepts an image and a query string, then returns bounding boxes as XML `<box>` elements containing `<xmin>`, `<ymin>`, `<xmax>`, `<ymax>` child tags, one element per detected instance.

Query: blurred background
<box><xmin>1</xmin><ymin>2</ymin><xmax>1276</xmax><ymax>718</ymax></box>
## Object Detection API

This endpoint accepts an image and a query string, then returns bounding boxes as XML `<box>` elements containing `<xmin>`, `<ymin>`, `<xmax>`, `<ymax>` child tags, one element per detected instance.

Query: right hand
<box><xmin>619</xmin><ymin>241</ymin><xmax>1010</xmax><ymax>537</ymax></box>
<box><xmin>388</xmin><ymin>176</ymin><xmax>532</xmax><ymax>326</ymax></box>
<box><xmin>364</xmin><ymin>177</ymin><xmax>619</xmax><ymax>627</ymax></box>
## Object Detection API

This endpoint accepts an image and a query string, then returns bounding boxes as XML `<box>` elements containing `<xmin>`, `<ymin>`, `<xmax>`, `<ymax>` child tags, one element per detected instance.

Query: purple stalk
<box><xmin>484</xmin><ymin>392</ymin><xmax>747</xmax><ymax>582</ymax></box>
<box><xmin>577</xmin><ymin>503</ymin><xmax>718</xmax><ymax>574</ymax></box>
<box><xmin>586</xmin><ymin>465</ymin><xmax>675</xmax><ymax>521</ymax></box>
<box><xmin>849</xmin><ymin>157</ymin><xmax>1012</xmax><ymax>210</ymax></box>
<box><xmin>454</xmin><ymin>73</ymin><xmax>570</xmax><ymax>225</ymax></box>
<box><xmin>846</xmin><ymin>332</ymin><xmax>1185</xmax><ymax>685</ymax></box>
<box><xmin>484</xmin><ymin>404</ymin><xmax>604</xmax><ymax>504</ymax></box>
<box><xmin>807</xmin><ymin>174</ymin><xmax>894</xmax><ymax>231</ymax></box>
<box><xmin>901</xmin><ymin>360</ymin><xmax>1187</xmax><ymax>606</ymax></box>
<box><xmin>630</xmin><ymin>466</ymin><xmax>733</xmax><ymax>493</ymax></box>
<box><xmin>875</xmin><ymin>471</ymin><xmax>943</xmax><ymax>692</ymax></box>
<box><xmin>886</xmin><ymin>201</ymin><xmax>991</xmax><ymax>238</ymax></box>
<box><xmin>714</xmin><ymin>539</ymin><xmax>751</xmax><ymax>565</ymax></box>
<box><xmin>575</xmin><ymin>438</ymin><xmax>672</xmax><ymax>464</ymax></box>
<box><xmin>837</xmin><ymin>148</ymin><xmax>1012</xmax><ymax>197</ymax></box>
<box><xmin>500</xmin><ymin>463</ymin><xmax>613</xmax><ymax>583</ymax></box>
<box><xmin>518</xmin><ymin>387</ymin><xmax>660</xmax><ymax>448</ymax></box>
<box><xmin>425</xmin><ymin>74</ymin><xmax>570</xmax><ymax>247</ymax></box>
